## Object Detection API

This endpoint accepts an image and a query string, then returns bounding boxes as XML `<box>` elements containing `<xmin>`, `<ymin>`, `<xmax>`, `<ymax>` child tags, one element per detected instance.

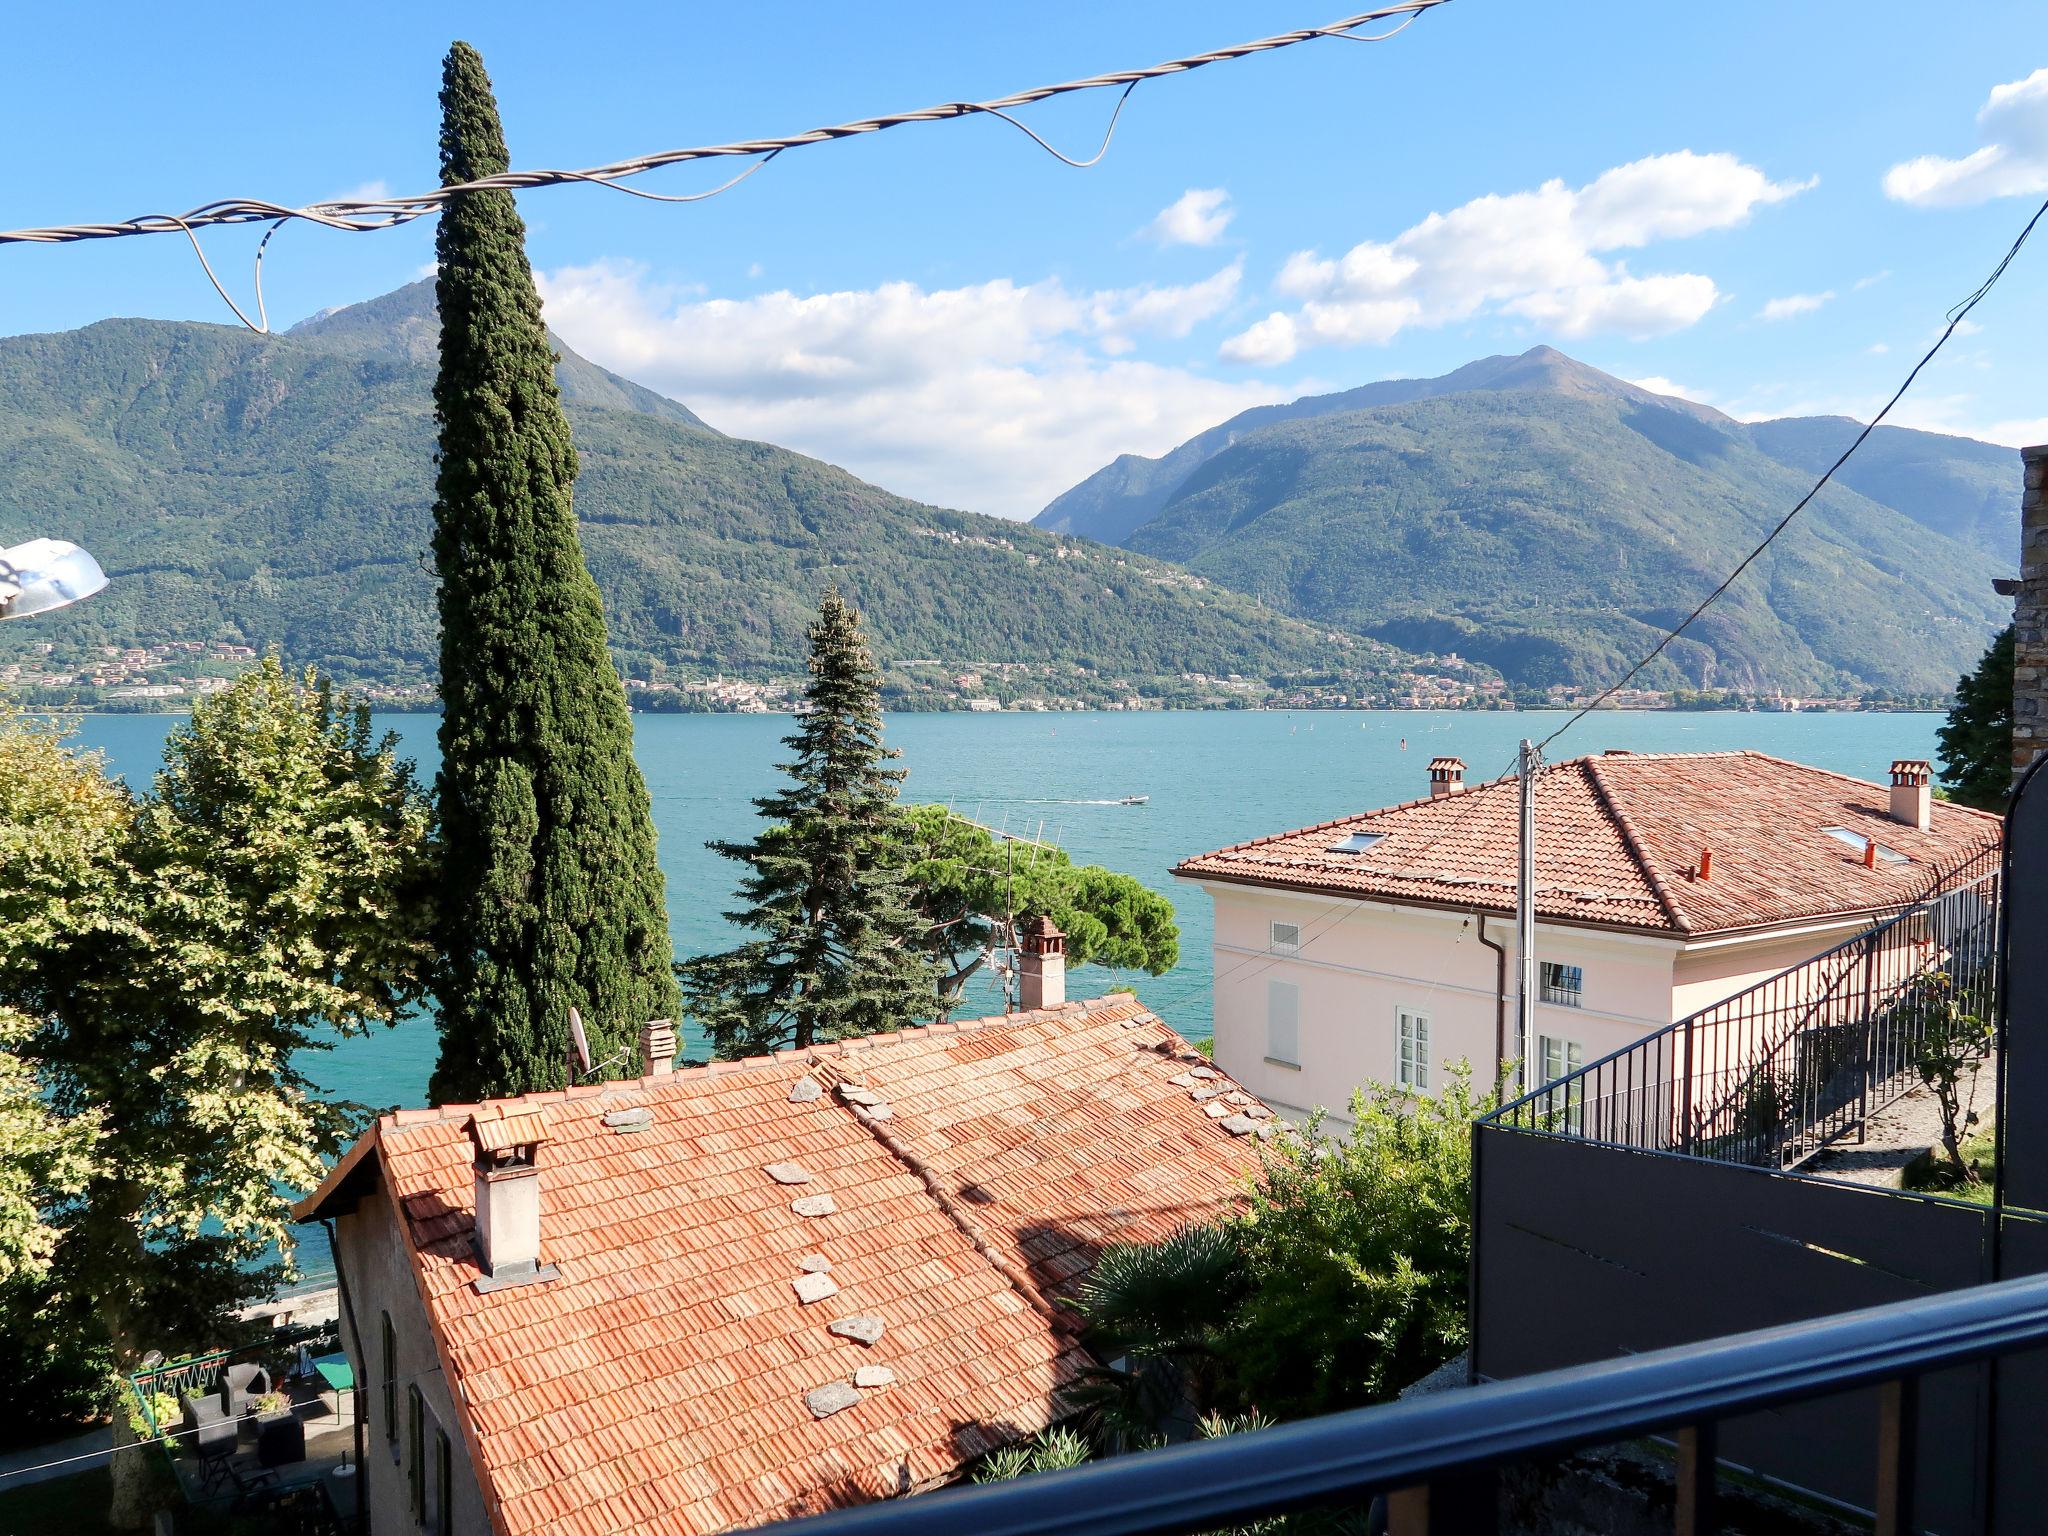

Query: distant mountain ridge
<box><xmin>0</xmin><ymin>283</ymin><xmax>1460</xmax><ymax>707</ymax></box>
<box><xmin>1035</xmin><ymin>347</ymin><xmax>2016</xmax><ymax>697</ymax></box>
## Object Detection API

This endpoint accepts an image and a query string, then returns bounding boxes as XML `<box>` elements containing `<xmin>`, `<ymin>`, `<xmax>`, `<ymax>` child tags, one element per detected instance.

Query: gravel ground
<box><xmin>1806</xmin><ymin>1053</ymin><xmax>1996</xmax><ymax>1188</ymax></box>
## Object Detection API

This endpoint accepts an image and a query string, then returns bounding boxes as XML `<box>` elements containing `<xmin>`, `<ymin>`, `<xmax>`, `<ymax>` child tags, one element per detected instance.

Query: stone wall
<box><xmin>2016</xmin><ymin>444</ymin><xmax>2048</xmax><ymax>777</ymax></box>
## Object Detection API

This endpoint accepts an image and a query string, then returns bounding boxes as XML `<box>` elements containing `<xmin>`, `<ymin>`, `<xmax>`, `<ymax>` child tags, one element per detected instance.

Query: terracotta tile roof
<box><xmin>295</xmin><ymin>996</ymin><xmax>1264</xmax><ymax>1536</ymax></box>
<box><xmin>1173</xmin><ymin>751</ymin><xmax>2001</xmax><ymax>937</ymax></box>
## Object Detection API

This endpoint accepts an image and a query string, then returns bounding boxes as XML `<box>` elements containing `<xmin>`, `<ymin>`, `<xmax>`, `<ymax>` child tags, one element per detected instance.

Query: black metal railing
<box><xmin>1490</xmin><ymin>842</ymin><xmax>2001</xmax><ymax>1169</ymax></box>
<box><xmin>757</xmin><ymin>1270</ymin><xmax>2048</xmax><ymax>1536</ymax></box>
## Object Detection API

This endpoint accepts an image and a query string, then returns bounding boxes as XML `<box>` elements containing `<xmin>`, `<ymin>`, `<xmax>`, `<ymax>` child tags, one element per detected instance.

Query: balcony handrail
<box><xmin>1485</xmin><ymin>844</ymin><xmax>2000</xmax><ymax>1132</ymax></box>
<box><xmin>756</xmin><ymin>1270</ymin><xmax>2048</xmax><ymax>1536</ymax></box>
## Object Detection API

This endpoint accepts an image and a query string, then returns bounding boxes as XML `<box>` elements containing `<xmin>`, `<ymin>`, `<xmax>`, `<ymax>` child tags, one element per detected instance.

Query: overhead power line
<box><xmin>0</xmin><ymin>1</ymin><xmax>1452</xmax><ymax>330</ymax></box>
<box><xmin>1535</xmin><ymin>190</ymin><xmax>2048</xmax><ymax>760</ymax></box>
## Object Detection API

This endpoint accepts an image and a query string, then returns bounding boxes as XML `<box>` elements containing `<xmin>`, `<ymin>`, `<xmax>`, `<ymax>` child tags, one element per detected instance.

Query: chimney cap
<box><xmin>467</xmin><ymin>1105</ymin><xmax>549</xmax><ymax>1165</ymax></box>
<box><xmin>1890</xmin><ymin>759</ymin><xmax>1933</xmax><ymax>785</ymax></box>
<box><xmin>1020</xmin><ymin>913</ymin><xmax>1066</xmax><ymax>953</ymax></box>
<box><xmin>1428</xmin><ymin>756</ymin><xmax>1465</xmax><ymax>773</ymax></box>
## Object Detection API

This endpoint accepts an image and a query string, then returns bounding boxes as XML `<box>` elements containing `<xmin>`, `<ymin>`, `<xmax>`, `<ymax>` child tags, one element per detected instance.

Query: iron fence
<box><xmin>757</xmin><ymin>1269</ymin><xmax>2048</xmax><ymax>1536</ymax></box>
<box><xmin>1489</xmin><ymin>841</ymin><xmax>2002</xmax><ymax>1170</ymax></box>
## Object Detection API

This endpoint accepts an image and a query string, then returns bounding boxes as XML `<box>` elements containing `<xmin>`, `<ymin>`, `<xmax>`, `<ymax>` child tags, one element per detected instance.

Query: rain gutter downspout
<box><xmin>321</xmin><ymin>1215</ymin><xmax>368</xmax><ymax>1536</ymax></box>
<box><xmin>1476</xmin><ymin>912</ymin><xmax>1508</xmax><ymax>1082</ymax></box>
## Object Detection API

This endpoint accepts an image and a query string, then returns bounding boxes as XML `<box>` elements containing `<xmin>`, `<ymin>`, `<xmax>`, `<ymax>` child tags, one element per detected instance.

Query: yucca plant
<box><xmin>1067</xmin><ymin>1222</ymin><xmax>1249</xmax><ymax>1443</ymax></box>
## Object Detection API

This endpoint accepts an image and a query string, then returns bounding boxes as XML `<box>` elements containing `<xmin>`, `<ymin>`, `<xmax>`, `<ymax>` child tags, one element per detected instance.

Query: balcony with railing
<box><xmin>1492</xmin><ymin>841</ymin><xmax>2002</xmax><ymax>1170</ymax></box>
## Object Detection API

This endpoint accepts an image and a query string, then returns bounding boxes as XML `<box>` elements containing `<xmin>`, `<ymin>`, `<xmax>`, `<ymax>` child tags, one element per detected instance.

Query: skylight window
<box><xmin>1821</xmin><ymin>826</ymin><xmax>1910</xmax><ymax>865</ymax></box>
<box><xmin>1327</xmin><ymin>831</ymin><xmax>1385</xmax><ymax>855</ymax></box>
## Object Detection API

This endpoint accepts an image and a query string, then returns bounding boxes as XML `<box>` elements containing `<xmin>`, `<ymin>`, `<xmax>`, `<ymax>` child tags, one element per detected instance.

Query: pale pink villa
<box><xmin>1173</xmin><ymin>751</ymin><xmax>2001</xmax><ymax>1121</ymax></box>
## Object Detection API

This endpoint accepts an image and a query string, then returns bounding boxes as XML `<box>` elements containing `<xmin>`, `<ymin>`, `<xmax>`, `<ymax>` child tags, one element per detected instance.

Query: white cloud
<box><xmin>1145</xmin><ymin>188</ymin><xmax>1234</xmax><ymax>247</ymax></box>
<box><xmin>326</xmin><ymin>179</ymin><xmax>390</xmax><ymax>204</ymax></box>
<box><xmin>1884</xmin><ymin>67</ymin><xmax>2048</xmax><ymax>206</ymax></box>
<box><xmin>1627</xmin><ymin>375</ymin><xmax>1712</xmax><ymax>405</ymax></box>
<box><xmin>1757</xmin><ymin>290</ymin><xmax>1835</xmax><ymax>322</ymax></box>
<box><xmin>746</xmin><ymin>262</ymin><xmax>764</xmax><ymax>279</ymax></box>
<box><xmin>1854</xmin><ymin>270</ymin><xmax>1891</xmax><ymax>290</ymax></box>
<box><xmin>1223</xmin><ymin>150</ymin><xmax>1810</xmax><ymax>363</ymax></box>
<box><xmin>1866</xmin><ymin>342</ymin><xmax>1890</xmax><ymax>355</ymax></box>
<box><xmin>536</xmin><ymin>260</ymin><xmax>1276</xmax><ymax>519</ymax></box>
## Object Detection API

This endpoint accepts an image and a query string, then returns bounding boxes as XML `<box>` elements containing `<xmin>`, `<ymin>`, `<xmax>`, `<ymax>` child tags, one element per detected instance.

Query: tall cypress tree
<box><xmin>681</xmin><ymin>587</ymin><xmax>940</xmax><ymax>1055</ymax></box>
<box><xmin>427</xmin><ymin>41</ymin><xmax>678</xmax><ymax>1102</ymax></box>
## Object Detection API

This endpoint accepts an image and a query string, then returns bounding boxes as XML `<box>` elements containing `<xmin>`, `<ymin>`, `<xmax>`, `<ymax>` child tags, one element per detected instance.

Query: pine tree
<box><xmin>1936</xmin><ymin>625</ymin><xmax>2014</xmax><ymax>811</ymax></box>
<box><xmin>427</xmin><ymin>41</ymin><xmax>678</xmax><ymax>1102</ymax></box>
<box><xmin>681</xmin><ymin>587</ymin><xmax>940</xmax><ymax>1054</ymax></box>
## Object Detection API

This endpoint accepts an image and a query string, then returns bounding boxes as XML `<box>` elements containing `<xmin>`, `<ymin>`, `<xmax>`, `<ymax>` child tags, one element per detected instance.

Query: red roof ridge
<box><xmin>1578</xmin><ymin>755</ymin><xmax>1691</xmax><ymax>934</ymax></box>
<box><xmin>360</xmin><ymin>996</ymin><xmax>1141</xmax><ymax>1145</ymax></box>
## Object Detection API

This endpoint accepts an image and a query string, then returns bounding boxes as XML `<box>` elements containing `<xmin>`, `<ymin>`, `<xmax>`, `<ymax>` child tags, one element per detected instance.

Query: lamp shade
<box><xmin>0</xmin><ymin>539</ymin><xmax>108</xmax><ymax>620</ymax></box>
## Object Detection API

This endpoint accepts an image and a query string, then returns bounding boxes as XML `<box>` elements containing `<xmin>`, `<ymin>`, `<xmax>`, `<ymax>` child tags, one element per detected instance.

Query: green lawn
<box><xmin>1903</xmin><ymin>1120</ymin><xmax>1997</xmax><ymax>1205</ymax></box>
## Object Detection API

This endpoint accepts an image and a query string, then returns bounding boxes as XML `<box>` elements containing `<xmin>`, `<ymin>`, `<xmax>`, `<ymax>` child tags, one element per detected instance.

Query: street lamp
<box><xmin>0</xmin><ymin>538</ymin><xmax>107</xmax><ymax>620</ymax></box>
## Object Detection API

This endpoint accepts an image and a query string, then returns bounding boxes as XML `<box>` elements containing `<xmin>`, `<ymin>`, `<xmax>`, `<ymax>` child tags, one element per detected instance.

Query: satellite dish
<box><xmin>568</xmin><ymin>1007</ymin><xmax>592</xmax><ymax>1077</ymax></box>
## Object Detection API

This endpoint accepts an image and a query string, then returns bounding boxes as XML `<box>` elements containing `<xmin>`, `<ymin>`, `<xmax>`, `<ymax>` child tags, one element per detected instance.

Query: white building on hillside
<box><xmin>1172</xmin><ymin>751</ymin><xmax>2000</xmax><ymax>1121</ymax></box>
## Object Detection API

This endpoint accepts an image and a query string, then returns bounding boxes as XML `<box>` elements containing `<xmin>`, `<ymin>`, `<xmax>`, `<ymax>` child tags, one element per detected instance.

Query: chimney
<box><xmin>1428</xmin><ymin>757</ymin><xmax>1466</xmax><ymax>799</ymax></box>
<box><xmin>1018</xmin><ymin>914</ymin><xmax>1066</xmax><ymax>1010</ymax></box>
<box><xmin>2014</xmin><ymin>444</ymin><xmax>2048</xmax><ymax>779</ymax></box>
<box><xmin>1889</xmin><ymin>760</ymin><xmax>1932</xmax><ymax>832</ymax></box>
<box><xmin>466</xmin><ymin>1107</ymin><xmax>552</xmax><ymax>1286</ymax></box>
<box><xmin>640</xmin><ymin>1018</ymin><xmax>677</xmax><ymax>1077</ymax></box>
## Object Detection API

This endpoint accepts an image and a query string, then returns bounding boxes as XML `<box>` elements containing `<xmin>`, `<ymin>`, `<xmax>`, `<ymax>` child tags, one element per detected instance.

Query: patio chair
<box><xmin>181</xmin><ymin>1389</ymin><xmax>227</xmax><ymax>1437</ymax></box>
<box><xmin>191</xmin><ymin>1413</ymin><xmax>240</xmax><ymax>1494</ymax></box>
<box><xmin>219</xmin><ymin>1361</ymin><xmax>271</xmax><ymax>1417</ymax></box>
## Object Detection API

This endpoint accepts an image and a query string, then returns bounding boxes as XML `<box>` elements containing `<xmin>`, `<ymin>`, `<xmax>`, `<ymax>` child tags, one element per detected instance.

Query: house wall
<box><xmin>1200</xmin><ymin>884</ymin><xmax>1680</xmax><ymax>1119</ymax></box>
<box><xmin>334</xmin><ymin>1174</ymin><xmax>492</xmax><ymax>1536</ymax></box>
<box><xmin>1668</xmin><ymin>921</ymin><xmax>1874</xmax><ymax>1020</ymax></box>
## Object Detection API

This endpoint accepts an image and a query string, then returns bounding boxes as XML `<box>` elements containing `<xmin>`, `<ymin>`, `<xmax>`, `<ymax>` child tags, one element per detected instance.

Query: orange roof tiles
<box><xmin>1173</xmin><ymin>751</ymin><xmax>2001</xmax><ymax>937</ymax></box>
<box><xmin>297</xmin><ymin>996</ymin><xmax>1264</xmax><ymax>1536</ymax></box>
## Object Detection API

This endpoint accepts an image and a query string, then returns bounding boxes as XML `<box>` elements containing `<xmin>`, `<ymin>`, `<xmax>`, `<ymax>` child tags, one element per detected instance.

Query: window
<box><xmin>408</xmin><ymin>1384</ymin><xmax>425</xmax><ymax>1522</ymax></box>
<box><xmin>1397</xmin><ymin>1007</ymin><xmax>1430</xmax><ymax>1091</ymax></box>
<box><xmin>1266</xmin><ymin>979</ymin><xmax>1301</xmax><ymax>1068</ymax></box>
<box><xmin>382</xmin><ymin>1312</ymin><xmax>396</xmax><ymax>1447</ymax></box>
<box><xmin>1327</xmin><ymin>830</ymin><xmax>1385</xmax><ymax>855</ymax></box>
<box><xmin>1270</xmin><ymin>920</ymin><xmax>1301</xmax><ymax>953</ymax></box>
<box><xmin>1539</xmin><ymin>1035</ymin><xmax>1585</xmax><ymax>1133</ymax></box>
<box><xmin>1539</xmin><ymin>961</ymin><xmax>1584</xmax><ymax>1007</ymax></box>
<box><xmin>1822</xmin><ymin>826</ymin><xmax>1910</xmax><ymax>864</ymax></box>
<box><xmin>437</xmin><ymin>1429</ymin><xmax>454</xmax><ymax>1536</ymax></box>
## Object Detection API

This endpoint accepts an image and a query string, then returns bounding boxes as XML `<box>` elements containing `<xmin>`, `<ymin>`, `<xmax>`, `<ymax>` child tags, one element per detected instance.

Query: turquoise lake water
<box><xmin>69</xmin><ymin>706</ymin><xmax>1946</xmax><ymax>1285</ymax></box>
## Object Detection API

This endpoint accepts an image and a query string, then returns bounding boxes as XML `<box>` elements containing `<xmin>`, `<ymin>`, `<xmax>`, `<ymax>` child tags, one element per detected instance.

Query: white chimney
<box><xmin>1018</xmin><ymin>915</ymin><xmax>1066</xmax><ymax>1011</ymax></box>
<box><xmin>466</xmin><ymin>1107</ymin><xmax>551</xmax><ymax>1285</ymax></box>
<box><xmin>1889</xmin><ymin>759</ymin><xmax>1932</xmax><ymax>832</ymax></box>
<box><xmin>641</xmin><ymin>1018</ymin><xmax>677</xmax><ymax>1077</ymax></box>
<box><xmin>1429</xmin><ymin>757</ymin><xmax>1466</xmax><ymax>799</ymax></box>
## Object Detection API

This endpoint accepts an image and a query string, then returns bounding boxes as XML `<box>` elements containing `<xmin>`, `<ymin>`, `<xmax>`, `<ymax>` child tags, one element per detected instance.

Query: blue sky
<box><xmin>4</xmin><ymin>1</ymin><xmax>2044</xmax><ymax>517</ymax></box>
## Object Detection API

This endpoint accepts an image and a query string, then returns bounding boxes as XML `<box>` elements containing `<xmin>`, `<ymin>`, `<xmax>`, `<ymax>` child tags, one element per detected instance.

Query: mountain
<box><xmin>1036</xmin><ymin>348</ymin><xmax>2016</xmax><ymax>697</ymax></box>
<box><xmin>1035</xmin><ymin>348</ymin><xmax>1726</xmax><ymax>546</ymax></box>
<box><xmin>1739</xmin><ymin>415</ymin><xmax>2019</xmax><ymax>563</ymax></box>
<box><xmin>0</xmin><ymin>284</ymin><xmax>1465</xmax><ymax>708</ymax></box>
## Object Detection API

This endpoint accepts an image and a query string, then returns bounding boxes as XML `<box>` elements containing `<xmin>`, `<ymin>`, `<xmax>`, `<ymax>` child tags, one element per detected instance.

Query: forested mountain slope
<box><xmin>0</xmin><ymin>284</ymin><xmax>1465</xmax><ymax>706</ymax></box>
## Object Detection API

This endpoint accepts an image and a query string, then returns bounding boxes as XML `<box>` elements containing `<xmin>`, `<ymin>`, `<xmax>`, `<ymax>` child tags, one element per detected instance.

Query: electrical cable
<box><xmin>0</xmin><ymin>2</ymin><xmax>1452</xmax><ymax>331</ymax></box>
<box><xmin>1534</xmin><ymin>191</ymin><xmax>2048</xmax><ymax>761</ymax></box>
<box><xmin>0</xmin><ymin>1358</ymin><xmax>445</xmax><ymax>1484</ymax></box>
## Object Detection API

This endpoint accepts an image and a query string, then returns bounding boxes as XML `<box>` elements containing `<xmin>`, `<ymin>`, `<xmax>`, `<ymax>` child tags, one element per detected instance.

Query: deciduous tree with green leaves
<box><xmin>428</xmin><ymin>39</ymin><xmax>678</xmax><ymax>1102</ymax></box>
<box><xmin>1937</xmin><ymin>625</ymin><xmax>2014</xmax><ymax>810</ymax></box>
<box><xmin>891</xmin><ymin>803</ymin><xmax>1178</xmax><ymax>1014</ymax></box>
<box><xmin>681</xmin><ymin>588</ymin><xmax>940</xmax><ymax>1054</ymax></box>
<box><xmin>0</xmin><ymin>662</ymin><xmax>434</xmax><ymax>1528</ymax></box>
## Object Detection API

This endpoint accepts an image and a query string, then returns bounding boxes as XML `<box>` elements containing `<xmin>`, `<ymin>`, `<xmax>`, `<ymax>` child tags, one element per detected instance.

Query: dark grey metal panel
<box><xmin>1991</xmin><ymin>1215</ymin><xmax>2048</xmax><ymax>1532</ymax></box>
<box><xmin>1474</xmin><ymin>1127</ymin><xmax>1991</xmax><ymax>1532</ymax></box>
<box><xmin>2003</xmin><ymin>759</ymin><xmax>2047</xmax><ymax>1210</ymax></box>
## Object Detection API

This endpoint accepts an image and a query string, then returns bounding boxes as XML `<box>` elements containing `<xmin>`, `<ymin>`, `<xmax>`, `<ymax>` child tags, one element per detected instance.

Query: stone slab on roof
<box><xmin>1173</xmin><ymin>750</ymin><xmax>2000</xmax><ymax>937</ymax></box>
<box><xmin>296</xmin><ymin>995</ymin><xmax>1261</xmax><ymax>1536</ymax></box>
